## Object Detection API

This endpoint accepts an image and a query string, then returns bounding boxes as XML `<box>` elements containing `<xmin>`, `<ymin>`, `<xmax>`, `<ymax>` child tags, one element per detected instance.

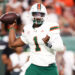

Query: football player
<box><xmin>9</xmin><ymin>3</ymin><xmax>64</xmax><ymax>75</ymax></box>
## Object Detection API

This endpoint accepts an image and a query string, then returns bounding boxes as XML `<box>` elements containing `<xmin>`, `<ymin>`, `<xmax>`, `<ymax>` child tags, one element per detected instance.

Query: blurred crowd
<box><xmin>0</xmin><ymin>0</ymin><xmax>75</xmax><ymax>75</ymax></box>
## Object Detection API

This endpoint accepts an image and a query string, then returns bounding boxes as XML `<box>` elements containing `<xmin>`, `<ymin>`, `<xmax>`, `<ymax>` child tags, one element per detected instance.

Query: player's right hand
<box><xmin>8</xmin><ymin>20</ymin><xmax>17</xmax><ymax>28</ymax></box>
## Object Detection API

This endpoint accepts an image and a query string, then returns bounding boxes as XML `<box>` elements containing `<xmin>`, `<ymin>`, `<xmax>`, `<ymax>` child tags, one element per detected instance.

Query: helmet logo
<box><xmin>37</xmin><ymin>3</ymin><xmax>41</xmax><ymax>10</ymax></box>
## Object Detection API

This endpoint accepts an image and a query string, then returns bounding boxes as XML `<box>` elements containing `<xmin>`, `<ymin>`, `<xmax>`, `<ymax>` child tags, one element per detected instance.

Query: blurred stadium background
<box><xmin>0</xmin><ymin>0</ymin><xmax>75</xmax><ymax>75</ymax></box>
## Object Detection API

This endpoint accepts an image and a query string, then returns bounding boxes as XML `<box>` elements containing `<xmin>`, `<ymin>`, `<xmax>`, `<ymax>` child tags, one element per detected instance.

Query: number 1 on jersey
<box><xmin>33</xmin><ymin>36</ymin><xmax>41</xmax><ymax>51</ymax></box>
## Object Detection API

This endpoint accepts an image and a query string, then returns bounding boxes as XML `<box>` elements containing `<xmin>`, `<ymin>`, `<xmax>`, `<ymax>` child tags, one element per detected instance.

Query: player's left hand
<box><xmin>42</xmin><ymin>35</ymin><xmax>50</xmax><ymax>44</ymax></box>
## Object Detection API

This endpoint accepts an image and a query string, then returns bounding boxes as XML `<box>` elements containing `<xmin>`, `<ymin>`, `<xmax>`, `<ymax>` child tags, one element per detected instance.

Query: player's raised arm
<box><xmin>9</xmin><ymin>22</ymin><xmax>25</xmax><ymax>48</ymax></box>
<box><xmin>0</xmin><ymin>12</ymin><xmax>26</xmax><ymax>48</ymax></box>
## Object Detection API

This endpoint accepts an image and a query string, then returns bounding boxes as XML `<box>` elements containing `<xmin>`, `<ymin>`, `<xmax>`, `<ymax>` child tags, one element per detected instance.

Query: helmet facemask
<box><xmin>32</xmin><ymin>12</ymin><xmax>45</xmax><ymax>25</ymax></box>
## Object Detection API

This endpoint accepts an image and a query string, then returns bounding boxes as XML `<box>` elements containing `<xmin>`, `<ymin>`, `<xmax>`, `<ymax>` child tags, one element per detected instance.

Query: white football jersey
<box><xmin>20</xmin><ymin>21</ymin><xmax>64</xmax><ymax>66</ymax></box>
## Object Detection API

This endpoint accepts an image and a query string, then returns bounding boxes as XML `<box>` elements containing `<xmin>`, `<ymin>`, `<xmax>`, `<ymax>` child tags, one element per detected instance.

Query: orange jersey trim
<box><xmin>50</xmin><ymin>26</ymin><xmax>59</xmax><ymax>31</ymax></box>
<box><xmin>37</xmin><ymin>3</ymin><xmax>41</xmax><ymax>10</ymax></box>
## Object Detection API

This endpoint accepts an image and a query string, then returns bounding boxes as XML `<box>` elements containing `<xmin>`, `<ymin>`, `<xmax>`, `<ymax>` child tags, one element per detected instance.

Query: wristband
<box><xmin>9</xmin><ymin>27</ymin><xmax>16</xmax><ymax>32</ymax></box>
<box><xmin>45</xmin><ymin>41</ymin><xmax>52</xmax><ymax>48</ymax></box>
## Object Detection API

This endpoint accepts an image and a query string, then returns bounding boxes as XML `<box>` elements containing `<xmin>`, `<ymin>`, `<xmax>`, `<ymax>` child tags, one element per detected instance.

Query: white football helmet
<box><xmin>30</xmin><ymin>3</ymin><xmax>47</xmax><ymax>25</ymax></box>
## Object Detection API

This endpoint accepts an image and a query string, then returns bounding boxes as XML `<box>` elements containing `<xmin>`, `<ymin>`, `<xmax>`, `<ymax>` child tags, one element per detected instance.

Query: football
<box><xmin>0</xmin><ymin>12</ymin><xmax>18</xmax><ymax>24</ymax></box>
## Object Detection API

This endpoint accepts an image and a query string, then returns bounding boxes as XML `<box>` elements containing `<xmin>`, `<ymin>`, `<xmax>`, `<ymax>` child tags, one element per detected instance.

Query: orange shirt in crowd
<box><xmin>56</xmin><ymin>0</ymin><xmax>74</xmax><ymax>7</ymax></box>
<box><xmin>55</xmin><ymin>5</ymin><xmax>62</xmax><ymax>15</ymax></box>
<box><xmin>55</xmin><ymin>0</ymin><xmax>74</xmax><ymax>15</ymax></box>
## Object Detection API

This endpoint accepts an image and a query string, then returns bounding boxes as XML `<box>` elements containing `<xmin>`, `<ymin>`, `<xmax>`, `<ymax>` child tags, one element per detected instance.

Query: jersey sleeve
<box><xmin>20</xmin><ymin>27</ymin><xmax>28</xmax><ymax>44</ymax></box>
<box><xmin>47</xmin><ymin>23</ymin><xmax>64</xmax><ymax>51</ymax></box>
<box><xmin>49</xmin><ymin>34</ymin><xmax>64</xmax><ymax>51</ymax></box>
